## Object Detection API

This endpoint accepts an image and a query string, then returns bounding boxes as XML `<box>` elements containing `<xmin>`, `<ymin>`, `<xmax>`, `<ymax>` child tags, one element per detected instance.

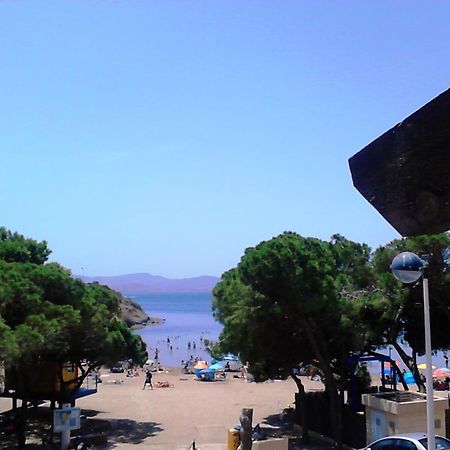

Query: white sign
<box><xmin>53</xmin><ymin>407</ymin><xmax>81</xmax><ymax>432</ymax></box>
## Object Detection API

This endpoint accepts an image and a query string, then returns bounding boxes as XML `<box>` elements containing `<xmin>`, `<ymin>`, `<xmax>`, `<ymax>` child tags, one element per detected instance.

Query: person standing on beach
<box><xmin>143</xmin><ymin>369</ymin><xmax>153</xmax><ymax>390</ymax></box>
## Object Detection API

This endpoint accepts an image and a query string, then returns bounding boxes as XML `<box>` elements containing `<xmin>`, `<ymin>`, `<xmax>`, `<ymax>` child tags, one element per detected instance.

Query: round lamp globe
<box><xmin>390</xmin><ymin>251</ymin><xmax>426</xmax><ymax>283</ymax></box>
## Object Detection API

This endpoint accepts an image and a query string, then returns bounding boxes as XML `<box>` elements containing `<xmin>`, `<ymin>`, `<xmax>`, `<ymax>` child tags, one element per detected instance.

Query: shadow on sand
<box><xmin>260</xmin><ymin>411</ymin><xmax>336</xmax><ymax>450</ymax></box>
<box><xmin>97</xmin><ymin>417</ymin><xmax>163</xmax><ymax>447</ymax></box>
<box><xmin>0</xmin><ymin>407</ymin><xmax>163</xmax><ymax>449</ymax></box>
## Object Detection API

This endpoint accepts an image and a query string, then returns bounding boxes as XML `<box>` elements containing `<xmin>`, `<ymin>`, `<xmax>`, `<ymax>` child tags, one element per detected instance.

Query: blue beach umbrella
<box><xmin>403</xmin><ymin>371</ymin><xmax>415</xmax><ymax>384</ymax></box>
<box><xmin>197</xmin><ymin>368</ymin><xmax>216</xmax><ymax>381</ymax></box>
<box><xmin>209</xmin><ymin>362</ymin><xmax>224</xmax><ymax>371</ymax></box>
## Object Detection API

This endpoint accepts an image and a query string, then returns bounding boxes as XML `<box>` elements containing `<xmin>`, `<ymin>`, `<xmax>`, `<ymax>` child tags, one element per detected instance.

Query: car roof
<box><xmin>379</xmin><ymin>433</ymin><xmax>447</xmax><ymax>440</ymax></box>
<box><xmin>393</xmin><ymin>433</ymin><xmax>427</xmax><ymax>440</ymax></box>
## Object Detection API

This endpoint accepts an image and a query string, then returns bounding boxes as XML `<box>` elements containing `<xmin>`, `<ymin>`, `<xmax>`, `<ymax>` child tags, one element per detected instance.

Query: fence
<box><xmin>295</xmin><ymin>391</ymin><xmax>366</xmax><ymax>448</ymax></box>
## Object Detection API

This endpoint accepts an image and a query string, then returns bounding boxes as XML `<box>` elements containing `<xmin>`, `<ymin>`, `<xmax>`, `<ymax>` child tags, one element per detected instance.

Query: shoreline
<box><xmin>129</xmin><ymin>315</ymin><xmax>164</xmax><ymax>330</ymax></box>
<box><xmin>124</xmin><ymin>292</ymin><xmax>222</xmax><ymax>367</ymax></box>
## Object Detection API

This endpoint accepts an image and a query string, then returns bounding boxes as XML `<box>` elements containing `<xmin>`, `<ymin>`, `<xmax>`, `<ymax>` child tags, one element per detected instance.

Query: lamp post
<box><xmin>391</xmin><ymin>252</ymin><xmax>434</xmax><ymax>450</ymax></box>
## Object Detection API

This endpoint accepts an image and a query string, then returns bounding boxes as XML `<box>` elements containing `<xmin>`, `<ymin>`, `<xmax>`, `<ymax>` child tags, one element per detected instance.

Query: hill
<box><xmin>76</xmin><ymin>273</ymin><xmax>219</xmax><ymax>294</ymax></box>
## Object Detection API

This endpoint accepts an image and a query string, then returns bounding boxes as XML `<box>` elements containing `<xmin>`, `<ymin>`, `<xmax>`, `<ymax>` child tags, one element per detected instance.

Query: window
<box><xmin>419</xmin><ymin>437</ymin><xmax>450</xmax><ymax>450</ymax></box>
<box><xmin>395</xmin><ymin>439</ymin><xmax>418</xmax><ymax>450</ymax></box>
<box><xmin>371</xmin><ymin>439</ymin><xmax>398</xmax><ymax>450</ymax></box>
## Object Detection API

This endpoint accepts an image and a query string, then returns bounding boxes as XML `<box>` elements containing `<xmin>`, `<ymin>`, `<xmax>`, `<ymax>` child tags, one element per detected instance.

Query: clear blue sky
<box><xmin>1</xmin><ymin>1</ymin><xmax>449</xmax><ymax>278</ymax></box>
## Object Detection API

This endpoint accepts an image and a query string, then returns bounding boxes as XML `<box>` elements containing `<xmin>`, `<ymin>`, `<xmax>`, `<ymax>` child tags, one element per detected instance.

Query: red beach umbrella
<box><xmin>433</xmin><ymin>368</ymin><xmax>450</xmax><ymax>378</ymax></box>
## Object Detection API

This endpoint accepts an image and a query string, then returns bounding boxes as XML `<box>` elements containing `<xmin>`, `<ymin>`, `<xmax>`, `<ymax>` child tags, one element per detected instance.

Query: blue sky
<box><xmin>1</xmin><ymin>1</ymin><xmax>449</xmax><ymax>278</ymax></box>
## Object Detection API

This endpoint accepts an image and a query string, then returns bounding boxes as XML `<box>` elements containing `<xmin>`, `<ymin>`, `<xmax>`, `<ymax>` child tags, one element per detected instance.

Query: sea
<box><xmin>129</xmin><ymin>291</ymin><xmax>450</xmax><ymax>375</ymax></box>
<box><xmin>129</xmin><ymin>292</ymin><xmax>223</xmax><ymax>367</ymax></box>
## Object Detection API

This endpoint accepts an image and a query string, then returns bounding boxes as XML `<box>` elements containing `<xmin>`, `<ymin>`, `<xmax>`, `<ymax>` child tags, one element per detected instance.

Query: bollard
<box><xmin>227</xmin><ymin>428</ymin><xmax>240</xmax><ymax>450</ymax></box>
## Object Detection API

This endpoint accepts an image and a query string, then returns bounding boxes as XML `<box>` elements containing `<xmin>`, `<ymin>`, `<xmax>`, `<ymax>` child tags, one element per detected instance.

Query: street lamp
<box><xmin>391</xmin><ymin>252</ymin><xmax>435</xmax><ymax>450</ymax></box>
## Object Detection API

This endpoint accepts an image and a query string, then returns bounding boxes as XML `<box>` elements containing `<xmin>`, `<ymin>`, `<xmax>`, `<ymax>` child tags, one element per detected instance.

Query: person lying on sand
<box><xmin>155</xmin><ymin>381</ymin><xmax>174</xmax><ymax>388</ymax></box>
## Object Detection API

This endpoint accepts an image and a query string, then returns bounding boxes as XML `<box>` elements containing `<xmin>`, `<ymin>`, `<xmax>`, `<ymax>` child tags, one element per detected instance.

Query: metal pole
<box><xmin>60</xmin><ymin>404</ymin><xmax>71</xmax><ymax>450</ymax></box>
<box><xmin>61</xmin><ymin>428</ymin><xmax>70</xmax><ymax>450</ymax></box>
<box><xmin>423</xmin><ymin>276</ymin><xmax>435</xmax><ymax>450</ymax></box>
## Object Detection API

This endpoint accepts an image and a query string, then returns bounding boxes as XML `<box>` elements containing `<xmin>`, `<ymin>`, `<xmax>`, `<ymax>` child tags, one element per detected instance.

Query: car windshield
<box><xmin>419</xmin><ymin>437</ymin><xmax>450</xmax><ymax>450</ymax></box>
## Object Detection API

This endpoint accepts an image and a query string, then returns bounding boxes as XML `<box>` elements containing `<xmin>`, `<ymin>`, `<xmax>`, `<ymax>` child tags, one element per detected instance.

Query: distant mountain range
<box><xmin>76</xmin><ymin>273</ymin><xmax>219</xmax><ymax>294</ymax></box>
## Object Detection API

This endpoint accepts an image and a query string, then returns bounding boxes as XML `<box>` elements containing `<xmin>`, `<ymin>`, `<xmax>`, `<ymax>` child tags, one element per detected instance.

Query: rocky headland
<box><xmin>119</xmin><ymin>295</ymin><xmax>161</xmax><ymax>328</ymax></box>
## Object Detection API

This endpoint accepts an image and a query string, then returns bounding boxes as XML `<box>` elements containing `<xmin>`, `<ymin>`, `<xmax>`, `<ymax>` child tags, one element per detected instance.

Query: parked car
<box><xmin>363</xmin><ymin>433</ymin><xmax>450</xmax><ymax>450</ymax></box>
<box><xmin>110</xmin><ymin>365</ymin><xmax>124</xmax><ymax>373</ymax></box>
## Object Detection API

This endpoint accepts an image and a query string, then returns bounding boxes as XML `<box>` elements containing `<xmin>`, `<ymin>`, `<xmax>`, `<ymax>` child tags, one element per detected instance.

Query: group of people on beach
<box><xmin>126</xmin><ymin>369</ymin><xmax>140</xmax><ymax>378</ymax></box>
<box><xmin>180</xmin><ymin>355</ymin><xmax>201</xmax><ymax>373</ymax></box>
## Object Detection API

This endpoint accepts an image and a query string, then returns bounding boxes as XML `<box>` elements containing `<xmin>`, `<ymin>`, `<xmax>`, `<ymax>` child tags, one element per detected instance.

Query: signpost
<box><xmin>54</xmin><ymin>406</ymin><xmax>81</xmax><ymax>450</ymax></box>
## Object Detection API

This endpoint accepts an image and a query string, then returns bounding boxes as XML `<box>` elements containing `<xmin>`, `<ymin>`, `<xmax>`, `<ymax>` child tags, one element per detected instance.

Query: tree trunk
<box><xmin>388</xmin><ymin>305</ymin><xmax>424</xmax><ymax>391</ymax></box>
<box><xmin>15</xmin><ymin>396</ymin><xmax>28</xmax><ymax>449</ymax></box>
<box><xmin>291</xmin><ymin>371</ymin><xmax>309</xmax><ymax>442</ymax></box>
<box><xmin>392</xmin><ymin>341</ymin><xmax>425</xmax><ymax>392</ymax></box>
<box><xmin>13</xmin><ymin>372</ymin><xmax>29</xmax><ymax>449</ymax></box>
<box><xmin>323</xmin><ymin>377</ymin><xmax>343</xmax><ymax>449</ymax></box>
<box><xmin>302</xmin><ymin>319</ymin><xmax>343</xmax><ymax>448</ymax></box>
<box><xmin>239</xmin><ymin>408</ymin><xmax>253</xmax><ymax>450</ymax></box>
<box><xmin>393</xmin><ymin>364</ymin><xmax>409</xmax><ymax>391</ymax></box>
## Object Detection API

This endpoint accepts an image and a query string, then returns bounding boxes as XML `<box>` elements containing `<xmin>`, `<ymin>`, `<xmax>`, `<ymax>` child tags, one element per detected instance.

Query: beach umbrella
<box><xmin>209</xmin><ymin>362</ymin><xmax>224</xmax><ymax>371</ymax></box>
<box><xmin>196</xmin><ymin>368</ymin><xmax>216</xmax><ymax>381</ymax></box>
<box><xmin>193</xmin><ymin>360</ymin><xmax>209</xmax><ymax>370</ymax></box>
<box><xmin>403</xmin><ymin>371</ymin><xmax>416</xmax><ymax>385</ymax></box>
<box><xmin>433</xmin><ymin>367</ymin><xmax>450</xmax><ymax>378</ymax></box>
<box><xmin>193</xmin><ymin>360</ymin><xmax>209</xmax><ymax>375</ymax></box>
<box><xmin>417</xmin><ymin>363</ymin><xmax>436</xmax><ymax>370</ymax></box>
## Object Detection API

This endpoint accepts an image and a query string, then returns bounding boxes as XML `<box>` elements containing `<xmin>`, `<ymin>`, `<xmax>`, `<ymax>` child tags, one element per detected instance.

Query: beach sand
<box><xmin>0</xmin><ymin>368</ymin><xmax>326</xmax><ymax>449</ymax></box>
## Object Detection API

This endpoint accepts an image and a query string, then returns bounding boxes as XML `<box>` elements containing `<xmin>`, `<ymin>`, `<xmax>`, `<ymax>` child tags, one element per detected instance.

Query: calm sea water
<box><xmin>130</xmin><ymin>292</ymin><xmax>223</xmax><ymax>367</ymax></box>
<box><xmin>130</xmin><ymin>292</ymin><xmax>450</xmax><ymax>375</ymax></box>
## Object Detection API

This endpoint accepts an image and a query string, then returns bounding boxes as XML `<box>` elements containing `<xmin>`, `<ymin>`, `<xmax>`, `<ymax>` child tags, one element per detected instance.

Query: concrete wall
<box><xmin>362</xmin><ymin>392</ymin><xmax>448</xmax><ymax>444</ymax></box>
<box><xmin>252</xmin><ymin>438</ymin><xmax>289</xmax><ymax>450</ymax></box>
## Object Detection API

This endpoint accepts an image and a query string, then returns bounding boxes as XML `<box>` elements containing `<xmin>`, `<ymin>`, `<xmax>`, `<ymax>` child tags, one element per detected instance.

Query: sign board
<box><xmin>53</xmin><ymin>407</ymin><xmax>81</xmax><ymax>432</ymax></box>
<box><xmin>349</xmin><ymin>88</ymin><xmax>450</xmax><ymax>236</ymax></box>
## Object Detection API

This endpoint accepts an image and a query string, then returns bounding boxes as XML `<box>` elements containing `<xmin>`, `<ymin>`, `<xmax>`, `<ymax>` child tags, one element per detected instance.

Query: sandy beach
<box><xmin>76</xmin><ymin>368</ymin><xmax>317</xmax><ymax>449</ymax></box>
<box><xmin>0</xmin><ymin>368</ymin><xmax>326</xmax><ymax>449</ymax></box>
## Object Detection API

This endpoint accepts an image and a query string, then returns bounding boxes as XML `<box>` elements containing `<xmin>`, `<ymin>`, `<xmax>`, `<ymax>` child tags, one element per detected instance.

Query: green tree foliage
<box><xmin>212</xmin><ymin>232</ymin><xmax>372</xmax><ymax>444</ymax></box>
<box><xmin>0</xmin><ymin>228</ymin><xmax>147</xmax><ymax>447</ymax></box>
<box><xmin>0</xmin><ymin>227</ymin><xmax>51</xmax><ymax>264</ymax></box>
<box><xmin>0</xmin><ymin>260</ymin><xmax>147</xmax><ymax>385</ymax></box>
<box><xmin>212</xmin><ymin>230</ymin><xmax>450</xmax><ymax>443</ymax></box>
<box><xmin>368</xmin><ymin>233</ymin><xmax>450</xmax><ymax>390</ymax></box>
